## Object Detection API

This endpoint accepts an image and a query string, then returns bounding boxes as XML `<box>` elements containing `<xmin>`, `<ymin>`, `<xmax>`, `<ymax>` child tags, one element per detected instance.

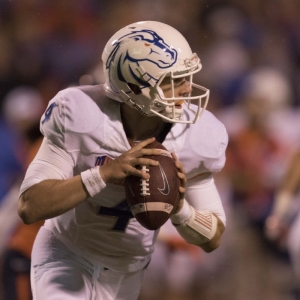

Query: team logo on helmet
<box><xmin>106</xmin><ymin>29</ymin><xmax>178</xmax><ymax>91</ymax></box>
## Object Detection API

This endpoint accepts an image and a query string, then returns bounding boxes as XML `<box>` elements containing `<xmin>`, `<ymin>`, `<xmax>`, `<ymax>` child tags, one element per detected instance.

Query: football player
<box><xmin>18</xmin><ymin>21</ymin><xmax>228</xmax><ymax>300</ymax></box>
<box><xmin>265</xmin><ymin>149</ymin><xmax>300</xmax><ymax>283</ymax></box>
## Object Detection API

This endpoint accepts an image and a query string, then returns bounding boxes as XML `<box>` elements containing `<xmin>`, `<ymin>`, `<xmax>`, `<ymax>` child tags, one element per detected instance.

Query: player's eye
<box><xmin>174</xmin><ymin>78</ymin><xmax>187</xmax><ymax>87</ymax></box>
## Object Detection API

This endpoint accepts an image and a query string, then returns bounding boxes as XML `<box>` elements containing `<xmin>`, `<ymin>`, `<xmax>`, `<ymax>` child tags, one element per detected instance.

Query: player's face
<box><xmin>160</xmin><ymin>77</ymin><xmax>191</xmax><ymax>108</ymax></box>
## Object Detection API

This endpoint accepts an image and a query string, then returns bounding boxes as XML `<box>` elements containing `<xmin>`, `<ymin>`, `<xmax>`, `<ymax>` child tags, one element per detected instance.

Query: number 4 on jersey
<box><xmin>98</xmin><ymin>200</ymin><xmax>133</xmax><ymax>231</ymax></box>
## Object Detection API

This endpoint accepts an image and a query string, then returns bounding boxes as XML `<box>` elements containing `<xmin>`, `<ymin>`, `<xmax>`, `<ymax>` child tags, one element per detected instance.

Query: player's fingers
<box><xmin>132</xmin><ymin>157</ymin><xmax>159</xmax><ymax>167</ymax></box>
<box><xmin>125</xmin><ymin>166</ymin><xmax>150</xmax><ymax>180</ymax></box>
<box><xmin>179</xmin><ymin>185</ymin><xmax>186</xmax><ymax>194</ymax></box>
<box><xmin>171</xmin><ymin>152</ymin><xmax>186</xmax><ymax>181</ymax></box>
<box><xmin>128</xmin><ymin>137</ymin><xmax>156</xmax><ymax>153</ymax></box>
<box><xmin>127</xmin><ymin>145</ymin><xmax>163</xmax><ymax>160</ymax></box>
<box><xmin>137</xmin><ymin>148</ymin><xmax>163</xmax><ymax>158</ymax></box>
<box><xmin>177</xmin><ymin>171</ymin><xmax>187</xmax><ymax>185</ymax></box>
<box><xmin>171</xmin><ymin>153</ymin><xmax>186</xmax><ymax>198</ymax></box>
<box><xmin>178</xmin><ymin>173</ymin><xmax>186</xmax><ymax>194</ymax></box>
<box><xmin>171</xmin><ymin>153</ymin><xmax>181</xmax><ymax>166</ymax></box>
<box><xmin>173</xmin><ymin>156</ymin><xmax>186</xmax><ymax>174</ymax></box>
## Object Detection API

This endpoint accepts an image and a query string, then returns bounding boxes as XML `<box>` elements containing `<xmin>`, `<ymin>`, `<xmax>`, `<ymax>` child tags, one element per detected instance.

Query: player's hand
<box><xmin>99</xmin><ymin>137</ymin><xmax>161</xmax><ymax>184</ymax></box>
<box><xmin>171</xmin><ymin>153</ymin><xmax>186</xmax><ymax>214</ymax></box>
<box><xmin>264</xmin><ymin>214</ymin><xmax>289</xmax><ymax>250</ymax></box>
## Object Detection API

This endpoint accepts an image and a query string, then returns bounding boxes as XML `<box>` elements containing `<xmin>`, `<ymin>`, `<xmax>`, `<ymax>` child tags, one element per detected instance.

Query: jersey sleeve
<box><xmin>179</xmin><ymin>110</ymin><xmax>228</xmax><ymax>179</ymax></box>
<box><xmin>40</xmin><ymin>87</ymin><xmax>102</xmax><ymax>153</ymax></box>
<box><xmin>40</xmin><ymin>91</ymin><xmax>65</xmax><ymax>149</ymax></box>
<box><xmin>19</xmin><ymin>138</ymin><xmax>75</xmax><ymax>195</ymax></box>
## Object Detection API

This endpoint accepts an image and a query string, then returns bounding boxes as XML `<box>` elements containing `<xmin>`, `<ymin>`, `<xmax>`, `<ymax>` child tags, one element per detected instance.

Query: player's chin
<box><xmin>165</xmin><ymin>107</ymin><xmax>183</xmax><ymax>120</ymax></box>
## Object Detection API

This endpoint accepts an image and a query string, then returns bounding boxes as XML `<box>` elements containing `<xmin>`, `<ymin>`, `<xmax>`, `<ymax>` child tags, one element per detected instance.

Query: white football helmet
<box><xmin>102</xmin><ymin>21</ymin><xmax>209</xmax><ymax>124</ymax></box>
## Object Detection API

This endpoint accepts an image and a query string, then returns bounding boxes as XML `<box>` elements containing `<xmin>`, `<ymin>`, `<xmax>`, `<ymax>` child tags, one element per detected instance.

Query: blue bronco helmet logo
<box><xmin>106</xmin><ymin>29</ymin><xmax>178</xmax><ymax>91</ymax></box>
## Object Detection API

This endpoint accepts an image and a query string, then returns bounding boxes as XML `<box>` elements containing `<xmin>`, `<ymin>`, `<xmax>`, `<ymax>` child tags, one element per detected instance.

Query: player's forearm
<box><xmin>171</xmin><ymin>199</ymin><xmax>225</xmax><ymax>252</ymax></box>
<box><xmin>18</xmin><ymin>176</ymin><xmax>88</xmax><ymax>224</ymax></box>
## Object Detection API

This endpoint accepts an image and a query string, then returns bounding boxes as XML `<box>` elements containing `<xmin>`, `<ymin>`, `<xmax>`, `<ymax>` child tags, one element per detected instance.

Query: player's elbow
<box><xmin>18</xmin><ymin>192</ymin><xmax>37</xmax><ymax>225</ymax></box>
<box><xmin>201</xmin><ymin>220</ymin><xmax>225</xmax><ymax>253</ymax></box>
<box><xmin>201</xmin><ymin>237</ymin><xmax>222</xmax><ymax>253</ymax></box>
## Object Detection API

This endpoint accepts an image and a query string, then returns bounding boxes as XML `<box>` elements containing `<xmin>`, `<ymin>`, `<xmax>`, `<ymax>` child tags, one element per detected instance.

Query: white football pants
<box><xmin>31</xmin><ymin>227</ymin><xmax>145</xmax><ymax>300</ymax></box>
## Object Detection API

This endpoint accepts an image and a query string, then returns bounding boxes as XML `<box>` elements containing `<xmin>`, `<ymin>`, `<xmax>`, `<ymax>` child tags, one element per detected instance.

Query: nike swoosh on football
<box><xmin>158</xmin><ymin>164</ymin><xmax>170</xmax><ymax>195</ymax></box>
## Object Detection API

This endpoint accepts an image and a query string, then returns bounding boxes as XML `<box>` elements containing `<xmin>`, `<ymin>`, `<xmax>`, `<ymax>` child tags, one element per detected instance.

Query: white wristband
<box><xmin>170</xmin><ymin>199</ymin><xmax>192</xmax><ymax>225</ymax></box>
<box><xmin>81</xmin><ymin>166</ymin><xmax>106</xmax><ymax>197</ymax></box>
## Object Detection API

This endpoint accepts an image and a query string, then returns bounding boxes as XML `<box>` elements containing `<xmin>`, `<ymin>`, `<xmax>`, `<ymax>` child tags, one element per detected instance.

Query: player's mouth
<box><xmin>175</xmin><ymin>100</ymin><xmax>184</xmax><ymax>109</ymax></box>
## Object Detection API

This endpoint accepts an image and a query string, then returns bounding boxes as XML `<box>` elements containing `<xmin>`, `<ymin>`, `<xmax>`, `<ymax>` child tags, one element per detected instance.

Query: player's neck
<box><xmin>121</xmin><ymin>104</ymin><xmax>165</xmax><ymax>142</ymax></box>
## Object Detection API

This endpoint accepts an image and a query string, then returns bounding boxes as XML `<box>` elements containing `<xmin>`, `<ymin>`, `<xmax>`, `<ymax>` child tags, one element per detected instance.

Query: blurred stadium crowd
<box><xmin>1</xmin><ymin>0</ymin><xmax>300</xmax><ymax>299</ymax></box>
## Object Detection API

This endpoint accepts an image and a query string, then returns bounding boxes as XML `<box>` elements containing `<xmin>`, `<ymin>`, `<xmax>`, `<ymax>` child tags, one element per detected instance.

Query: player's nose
<box><xmin>179</xmin><ymin>80</ymin><xmax>191</xmax><ymax>96</ymax></box>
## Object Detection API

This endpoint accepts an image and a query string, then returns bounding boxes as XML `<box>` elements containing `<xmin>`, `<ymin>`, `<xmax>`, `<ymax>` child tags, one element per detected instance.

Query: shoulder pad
<box><xmin>40</xmin><ymin>87</ymin><xmax>104</xmax><ymax>151</ymax></box>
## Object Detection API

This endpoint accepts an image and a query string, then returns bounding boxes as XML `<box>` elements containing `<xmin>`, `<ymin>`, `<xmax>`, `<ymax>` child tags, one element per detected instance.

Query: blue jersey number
<box><xmin>42</xmin><ymin>102</ymin><xmax>58</xmax><ymax>124</ymax></box>
<box><xmin>98</xmin><ymin>200</ymin><xmax>134</xmax><ymax>231</ymax></box>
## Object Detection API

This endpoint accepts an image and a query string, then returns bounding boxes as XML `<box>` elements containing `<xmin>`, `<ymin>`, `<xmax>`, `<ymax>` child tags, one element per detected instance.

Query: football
<box><xmin>125</xmin><ymin>140</ymin><xmax>180</xmax><ymax>230</ymax></box>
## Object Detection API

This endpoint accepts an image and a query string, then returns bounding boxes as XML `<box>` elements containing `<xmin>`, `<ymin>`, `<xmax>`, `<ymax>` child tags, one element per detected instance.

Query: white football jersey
<box><xmin>22</xmin><ymin>85</ymin><xmax>228</xmax><ymax>272</ymax></box>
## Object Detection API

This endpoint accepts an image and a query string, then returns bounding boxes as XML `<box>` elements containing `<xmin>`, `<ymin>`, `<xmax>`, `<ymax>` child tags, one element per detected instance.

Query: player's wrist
<box><xmin>171</xmin><ymin>197</ymin><xmax>184</xmax><ymax>214</ymax></box>
<box><xmin>81</xmin><ymin>166</ymin><xmax>106</xmax><ymax>197</ymax></box>
<box><xmin>170</xmin><ymin>199</ymin><xmax>192</xmax><ymax>225</ymax></box>
<box><xmin>98</xmin><ymin>164</ymin><xmax>110</xmax><ymax>183</ymax></box>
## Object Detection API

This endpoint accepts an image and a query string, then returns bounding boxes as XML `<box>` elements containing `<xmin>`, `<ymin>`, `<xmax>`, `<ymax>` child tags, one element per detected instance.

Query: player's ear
<box><xmin>128</xmin><ymin>83</ymin><xmax>142</xmax><ymax>95</ymax></box>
